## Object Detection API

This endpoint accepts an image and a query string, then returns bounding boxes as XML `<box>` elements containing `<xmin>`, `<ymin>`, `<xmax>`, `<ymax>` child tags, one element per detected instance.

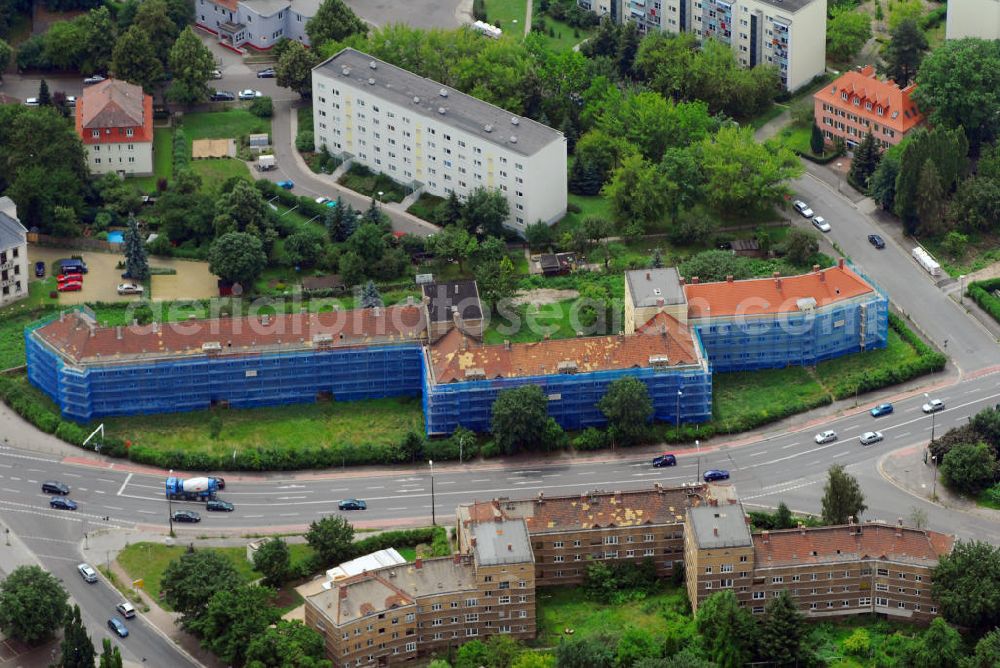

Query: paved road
<box><xmin>792</xmin><ymin>172</ymin><xmax>1000</xmax><ymax>373</ymax></box>
<box><xmin>2</xmin><ymin>372</ymin><xmax>999</xmax><ymax>543</ymax></box>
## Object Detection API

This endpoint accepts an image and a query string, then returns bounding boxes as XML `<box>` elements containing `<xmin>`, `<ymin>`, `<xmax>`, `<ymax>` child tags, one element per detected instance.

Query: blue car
<box><xmin>34</xmin><ymin>261</ymin><xmax>46</xmax><ymax>278</ymax></box>
<box><xmin>703</xmin><ymin>469</ymin><xmax>730</xmax><ymax>482</ymax></box>
<box><xmin>325</xmin><ymin>200</ymin><xmax>338</xmax><ymax>208</ymax></box>
<box><xmin>50</xmin><ymin>497</ymin><xmax>77</xmax><ymax>510</ymax></box>
<box><xmin>277</xmin><ymin>180</ymin><xmax>294</xmax><ymax>190</ymax></box>
<box><xmin>870</xmin><ymin>403</ymin><xmax>894</xmax><ymax>417</ymax></box>
<box><xmin>107</xmin><ymin>617</ymin><xmax>128</xmax><ymax>638</ymax></box>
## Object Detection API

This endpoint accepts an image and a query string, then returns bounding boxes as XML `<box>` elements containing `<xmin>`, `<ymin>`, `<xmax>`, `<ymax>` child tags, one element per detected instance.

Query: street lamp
<box><xmin>676</xmin><ymin>390</ymin><xmax>683</xmax><ymax>430</ymax></box>
<box><xmin>428</xmin><ymin>460</ymin><xmax>436</xmax><ymax>527</ymax></box>
<box><xmin>931</xmin><ymin>455</ymin><xmax>938</xmax><ymax>499</ymax></box>
<box><xmin>924</xmin><ymin>393</ymin><xmax>936</xmax><ymax>442</ymax></box>
<box><xmin>695</xmin><ymin>440</ymin><xmax>701</xmax><ymax>481</ymax></box>
<box><xmin>960</xmin><ymin>274</ymin><xmax>966</xmax><ymax>304</ymax></box>
<box><xmin>167</xmin><ymin>468</ymin><xmax>174</xmax><ymax>536</ymax></box>
<box><xmin>377</xmin><ymin>190</ymin><xmax>384</xmax><ymax>205</ymax></box>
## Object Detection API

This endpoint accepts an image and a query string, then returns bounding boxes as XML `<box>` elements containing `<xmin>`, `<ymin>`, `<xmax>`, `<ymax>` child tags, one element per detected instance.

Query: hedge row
<box><xmin>823</xmin><ymin>313</ymin><xmax>947</xmax><ymax>401</ymax></box>
<box><xmin>352</xmin><ymin>527</ymin><xmax>451</xmax><ymax>559</ymax></box>
<box><xmin>968</xmin><ymin>278</ymin><xmax>1000</xmax><ymax>325</ymax></box>
<box><xmin>255</xmin><ymin>179</ymin><xmax>336</xmax><ymax>222</ymax></box>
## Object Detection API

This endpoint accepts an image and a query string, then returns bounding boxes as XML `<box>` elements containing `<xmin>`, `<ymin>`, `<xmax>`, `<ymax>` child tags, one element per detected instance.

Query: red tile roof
<box><xmin>753</xmin><ymin>523</ymin><xmax>954</xmax><ymax>568</ymax></box>
<box><xmin>428</xmin><ymin>312</ymin><xmax>700</xmax><ymax>383</ymax></box>
<box><xmin>76</xmin><ymin>79</ymin><xmax>153</xmax><ymax>145</ymax></box>
<box><xmin>684</xmin><ymin>262</ymin><xmax>874</xmax><ymax>319</ymax></box>
<box><xmin>459</xmin><ymin>485</ymin><xmax>713</xmax><ymax>533</ymax></box>
<box><xmin>814</xmin><ymin>65</ymin><xmax>924</xmax><ymax>135</ymax></box>
<box><xmin>34</xmin><ymin>307</ymin><xmax>426</xmax><ymax>365</ymax></box>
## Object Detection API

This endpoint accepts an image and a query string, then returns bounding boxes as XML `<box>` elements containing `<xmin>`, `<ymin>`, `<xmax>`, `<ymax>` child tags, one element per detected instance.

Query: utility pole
<box><xmin>429</xmin><ymin>460</ymin><xmax>436</xmax><ymax>527</ymax></box>
<box><xmin>676</xmin><ymin>390</ymin><xmax>683</xmax><ymax>430</ymax></box>
<box><xmin>167</xmin><ymin>468</ymin><xmax>174</xmax><ymax>536</ymax></box>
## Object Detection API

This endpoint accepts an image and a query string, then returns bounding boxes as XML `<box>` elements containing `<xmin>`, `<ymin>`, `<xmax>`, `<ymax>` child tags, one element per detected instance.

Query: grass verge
<box><xmin>191</xmin><ymin>158</ymin><xmax>252</xmax><ymax>193</ymax></box>
<box><xmin>337</xmin><ymin>164</ymin><xmax>407</xmax><ymax>203</ymax></box>
<box><xmin>484</xmin><ymin>0</ymin><xmax>529</xmax><ymax>33</ymax></box>
<box><xmin>406</xmin><ymin>193</ymin><xmax>446</xmax><ymax>223</ymax></box>
<box><xmin>182</xmin><ymin>110</ymin><xmax>271</xmax><ymax>151</ymax></box>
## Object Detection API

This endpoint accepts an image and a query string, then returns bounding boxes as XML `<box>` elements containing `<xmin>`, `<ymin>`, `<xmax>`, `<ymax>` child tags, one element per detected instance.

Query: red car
<box><xmin>57</xmin><ymin>281</ymin><xmax>82</xmax><ymax>292</ymax></box>
<box><xmin>57</xmin><ymin>273</ymin><xmax>83</xmax><ymax>283</ymax></box>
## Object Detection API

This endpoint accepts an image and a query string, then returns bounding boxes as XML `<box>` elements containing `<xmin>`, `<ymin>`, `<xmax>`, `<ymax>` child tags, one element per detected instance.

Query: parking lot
<box><xmin>28</xmin><ymin>246</ymin><xmax>219</xmax><ymax>304</ymax></box>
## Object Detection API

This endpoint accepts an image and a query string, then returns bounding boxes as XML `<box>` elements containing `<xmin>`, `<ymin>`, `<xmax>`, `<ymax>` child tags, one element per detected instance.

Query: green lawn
<box><xmin>128</xmin><ymin>127</ymin><xmax>175</xmax><ymax>193</ymax></box>
<box><xmin>774</xmin><ymin>124</ymin><xmax>812</xmax><ymax>154</ymax></box>
<box><xmin>337</xmin><ymin>165</ymin><xmax>407</xmax><ymax>203</ymax></box>
<box><xmin>532</xmin><ymin>15</ymin><xmax>594</xmax><ymax>51</ymax></box>
<box><xmin>485</xmin><ymin>0</ymin><xmax>529</xmax><ymax>33</ymax></box>
<box><xmin>118</xmin><ymin>542</ymin><xmax>313</xmax><ymax>613</ymax></box>
<box><xmin>534</xmin><ymin>585</ymin><xmax>690</xmax><ymax>646</ymax></box>
<box><xmin>182</xmin><ymin>110</ymin><xmax>271</xmax><ymax>149</ymax></box>
<box><xmin>483</xmin><ymin>298</ymin><xmax>584</xmax><ymax>344</ymax></box>
<box><xmin>98</xmin><ymin>396</ymin><xmax>424</xmax><ymax>457</ymax></box>
<box><xmin>713</xmin><ymin>366</ymin><xmax>830</xmax><ymax>432</ymax></box>
<box><xmin>406</xmin><ymin>193</ymin><xmax>446</xmax><ymax>223</ymax></box>
<box><xmin>191</xmin><ymin>158</ymin><xmax>252</xmax><ymax>193</ymax></box>
<box><xmin>814</xmin><ymin>328</ymin><xmax>921</xmax><ymax>390</ymax></box>
<box><xmin>918</xmin><ymin>232</ymin><xmax>1000</xmax><ymax>278</ymax></box>
<box><xmin>552</xmin><ymin>193</ymin><xmax>614</xmax><ymax>236</ymax></box>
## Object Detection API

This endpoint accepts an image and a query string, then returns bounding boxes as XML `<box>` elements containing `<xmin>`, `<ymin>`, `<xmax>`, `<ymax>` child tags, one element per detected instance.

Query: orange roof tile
<box><xmin>753</xmin><ymin>523</ymin><xmax>953</xmax><ymax>568</ymax></box>
<box><xmin>814</xmin><ymin>65</ymin><xmax>924</xmax><ymax>134</ymax></box>
<box><xmin>428</xmin><ymin>312</ymin><xmax>700</xmax><ymax>383</ymax></box>
<box><xmin>683</xmin><ymin>263</ymin><xmax>874</xmax><ymax>319</ymax></box>
<box><xmin>75</xmin><ymin>79</ymin><xmax>154</xmax><ymax>145</ymax></box>
<box><xmin>34</xmin><ymin>306</ymin><xmax>426</xmax><ymax>365</ymax></box>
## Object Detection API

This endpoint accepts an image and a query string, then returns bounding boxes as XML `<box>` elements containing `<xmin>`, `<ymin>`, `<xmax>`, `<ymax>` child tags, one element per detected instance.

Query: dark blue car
<box><xmin>50</xmin><ymin>497</ymin><xmax>77</xmax><ymax>510</ymax></box>
<box><xmin>870</xmin><ymin>403</ymin><xmax>894</xmax><ymax>417</ymax></box>
<box><xmin>703</xmin><ymin>469</ymin><xmax>730</xmax><ymax>482</ymax></box>
<box><xmin>34</xmin><ymin>261</ymin><xmax>46</xmax><ymax>277</ymax></box>
<box><xmin>277</xmin><ymin>180</ymin><xmax>294</xmax><ymax>190</ymax></box>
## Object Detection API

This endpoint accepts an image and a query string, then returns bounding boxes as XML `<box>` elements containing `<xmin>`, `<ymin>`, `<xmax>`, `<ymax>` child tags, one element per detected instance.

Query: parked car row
<box><xmin>793</xmin><ymin>200</ymin><xmax>831</xmax><ymax>233</ymax></box>
<box><xmin>76</xmin><ymin>563</ymin><xmax>136</xmax><ymax>639</ymax></box>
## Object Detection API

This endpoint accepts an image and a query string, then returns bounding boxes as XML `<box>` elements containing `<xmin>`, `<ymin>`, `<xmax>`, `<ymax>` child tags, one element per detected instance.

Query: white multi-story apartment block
<box><xmin>75</xmin><ymin>79</ymin><xmax>154</xmax><ymax>177</ymax></box>
<box><xmin>196</xmin><ymin>0</ymin><xmax>315</xmax><ymax>50</ymax></box>
<box><xmin>946</xmin><ymin>0</ymin><xmax>1000</xmax><ymax>39</ymax></box>
<box><xmin>0</xmin><ymin>196</ymin><xmax>28</xmax><ymax>308</ymax></box>
<box><xmin>578</xmin><ymin>0</ymin><xmax>826</xmax><ymax>91</ymax></box>
<box><xmin>311</xmin><ymin>49</ymin><xmax>568</xmax><ymax>233</ymax></box>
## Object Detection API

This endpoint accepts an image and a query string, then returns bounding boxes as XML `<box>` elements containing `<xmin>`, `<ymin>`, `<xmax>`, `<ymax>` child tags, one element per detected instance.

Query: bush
<box><xmin>572</xmin><ymin>427</ymin><xmax>608</xmax><ymax>451</ymax></box>
<box><xmin>296</xmin><ymin>129</ymin><xmax>315</xmax><ymax>153</ymax></box>
<box><xmin>584</xmin><ymin>559</ymin><xmax>659</xmax><ymax>604</ymax></box>
<box><xmin>969</xmin><ymin>278</ymin><xmax>1000</xmax><ymax>325</ymax></box>
<box><xmin>249</xmin><ymin>96</ymin><xmax>273</xmax><ymax>118</ymax></box>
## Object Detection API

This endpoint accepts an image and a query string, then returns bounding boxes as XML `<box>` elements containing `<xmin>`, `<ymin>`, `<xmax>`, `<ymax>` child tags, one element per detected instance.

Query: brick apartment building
<box><xmin>305</xmin><ymin>486</ymin><xmax>953</xmax><ymax>665</ymax></box>
<box><xmin>685</xmin><ymin>504</ymin><xmax>954</xmax><ymax>621</ymax></box>
<box><xmin>813</xmin><ymin>65</ymin><xmax>924</xmax><ymax>151</ymax></box>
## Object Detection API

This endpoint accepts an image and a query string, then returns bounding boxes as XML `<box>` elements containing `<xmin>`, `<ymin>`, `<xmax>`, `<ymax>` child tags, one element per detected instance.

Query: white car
<box><xmin>238</xmin><ymin>89</ymin><xmax>262</xmax><ymax>100</ymax></box>
<box><xmin>78</xmin><ymin>563</ymin><xmax>98</xmax><ymax>583</ymax></box>
<box><xmin>814</xmin><ymin>430</ymin><xmax>837</xmax><ymax>444</ymax></box>
<box><xmin>23</xmin><ymin>97</ymin><xmax>38</xmax><ymax>106</ymax></box>
<box><xmin>315</xmin><ymin>196</ymin><xmax>329</xmax><ymax>205</ymax></box>
<box><xmin>812</xmin><ymin>216</ymin><xmax>831</xmax><ymax>232</ymax></box>
<box><xmin>117</xmin><ymin>283</ymin><xmax>144</xmax><ymax>295</ymax></box>
<box><xmin>83</xmin><ymin>74</ymin><xmax>106</xmax><ymax>85</ymax></box>
<box><xmin>922</xmin><ymin>399</ymin><xmax>945</xmax><ymax>414</ymax></box>
<box><xmin>211</xmin><ymin>69</ymin><xmax>223</xmax><ymax>79</ymax></box>
<box><xmin>793</xmin><ymin>200</ymin><xmax>814</xmax><ymax>218</ymax></box>
<box><xmin>65</xmin><ymin>96</ymin><xmax>77</xmax><ymax>107</ymax></box>
<box><xmin>116</xmin><ymin>601</ymin><xmax>136</xmax><ymax>618</ymax></box>
<box><xmin>859</xmin><ymin>431</ymin><xmax>884</xmax><ymax>446</ymax></box>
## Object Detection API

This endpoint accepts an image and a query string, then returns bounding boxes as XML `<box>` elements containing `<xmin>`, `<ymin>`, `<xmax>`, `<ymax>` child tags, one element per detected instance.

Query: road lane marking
<box><xmin>2</xmin><ymin>488</ymin><xmax>18</xmax><ymax>493</ymax></box>
<box><xmin>27</xmin><ymin>469</ymin><xmax>44</xmax><ymax>473</ymax></box>
<box><xmin>747</xmin><ymin>451</ymin><xmax>769</xmax><ymax>457</ymax></box>
<box><xmin>9</xmin><ymin>477</ymin><xmax>20</xmax><ymax>481</ymax></box>
<box><xmin>62</xmin><ymin>473</ymin><xmax>80</xmax><ymax>478</ymax></box>
<box><xmin>36</xmin><ymin>553</ymin><xmax>81</xmax><ymax>562</ymax></box>
<box><xmin>781</xmin><ymin>443</ymin><xmax>799</xmax><ymax>449</ymax></box>
<box><xmin>831</xmin><ymin>452</ymin><xmax>850</xmax><ymax>458</ymax></box>
<box><xmin>28</xmin><ymin>479</ymin><xmax>37</xmax><ymax>483</ymax></box>
<box><xmin>136</xmin><ymin>510</ymin><xmax>156</xmax><ymax>515</ymax></box>
<box><xmin>245</xmin><ymin>514</ymin><xmax>264</xmax><ymax>518</ymax></box>
<box><xmin>97</xmin><ymin>478</ymin><xmax>115</xmax><ymax>483</ymax></box>
<box><xmin>280</xmin><ymin>513</ymin><xmax>297</xmax><ymax>517</ymax></box>
<box><xmin>117</xmin><ymin>473</ymin><xmax>133</xmax><ymax>497</ymax></box>
<box><xmin>20</xmin><ymin>536</ymin><xmax>77</xmax><ymax>544</ymax></box>
<box><xmin>956</xmin><ymin>415</ymin><xmax>969</xmax><ymax>422</ymax></box>
<box><xmin>78</xmin><ymin>488</ymin><xmax>88</xmax><ymax>492</ymax></box>
<box><xmin>388</xmin><ymin>506</ymin><xmax>407</xmax><ymax>510</ymax></box>
<box><xmin>94</xmin><ymin>490</ymin><xmax>105</xmax><ymax>494</ymax></box>
<box><xmin>897</xmin><ymin>432</ymin><xmax>911</xmax><ymax>438</ymax></box>
<box><xmin>577</xmin><ymin>471</ymin><xmax>595</xmax><ymax>475</ymax></box>
<box><xmin>0</xmin><ymin>464</ymin><xmax>10</xmax><ymax>468</ymax></box>
<box><xmin>0</xmin><ymin>499</ymin><xmax>129</xmax><ymax>527</ymax></box>
<box><xmin>368</xmin><ymin>486</ymin><xmax>384</xmax><ymax>489</ymax></box>
<box><xmin>471</xmin><ymin>479</ymin><xmax>490</xmax><ymax>483</ymax></box>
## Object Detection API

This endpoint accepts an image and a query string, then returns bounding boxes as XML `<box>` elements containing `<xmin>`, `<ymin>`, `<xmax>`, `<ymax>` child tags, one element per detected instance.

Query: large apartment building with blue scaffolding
<box><xmin>25</xmin><ymin>261</ymin><xmax>886</xmax><ymax>435</ymax></box>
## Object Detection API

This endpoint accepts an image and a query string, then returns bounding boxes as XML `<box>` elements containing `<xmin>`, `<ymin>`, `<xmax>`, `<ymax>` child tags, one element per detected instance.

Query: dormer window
<box><xmin>126</xmin><ymin>128</ymin><xmax>134</xmax><ymax>137</ymax></box>
<box><xmin>841</xmin><ymin>91</ymin><xmax>848</xmax><ymax>101</ymax></box>
<box><xmin>853</xmin><ymin>96</ymin><xmax>860</xmax><ymax>106</ymax></box>
<box><xmin>865</xmin><ymin>102</ymin><xmax>872</xmax><ymax>111</ymax></box>
<box><xmin>91</xmin><ymin>130</ymin><xmax>99</xmax><ymax>138</ymax></box>
<box><xmin>876</xmin><ymin>106</ymin><xmax>883</xmax><ymax>116</ymax></box>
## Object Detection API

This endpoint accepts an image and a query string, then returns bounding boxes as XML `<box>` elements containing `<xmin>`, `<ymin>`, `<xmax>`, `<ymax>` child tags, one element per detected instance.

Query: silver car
<box><xmin>814</xmin><ymin>430</ymin><xmax>837</xmax><ymax>444</ymax></box>
<box><xmin>812</xmin><ymin>216</ymin><xmax>831</xmax><ymax>232</ymax></box>
<box><xmin>793</xmin><ymin>200</ymin><xmax>814</xmax><ymax>218</ymax></box>
<box><xmin>859</xmin><ymin>431</ymin><xmax>884</xmax><ymax>446</ymax></box>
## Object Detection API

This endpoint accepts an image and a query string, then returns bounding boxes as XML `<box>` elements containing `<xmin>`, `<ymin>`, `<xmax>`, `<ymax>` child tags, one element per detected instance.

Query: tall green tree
<box><xmin>38</xmin><ymin>78</ymin><xmax>51</xmax><ymax>105</ymax></box>
<box><xmin>698</xmin><ymin>126</ymin><xmax>802</xmax><ymax>214</ymax></box>
<box><xmin>42</xmin><ymin>20</ymin><xmax>85</xmax><ymax>70</ymax></box>
<box><xmin>883</xmin><ymin>18</ymin><xmax>927</xmax><ymax>85</ymax></box>
<box><xmin>112</xmin><ymin>25</ymin><xmax>164</xmax><ymax>91</ymax></box>
<box><xmin>208</xmin><ymin>232</ymin><xmax>267</xmax><ymax>289</ymax></box>
<box><xmin>78</xmin><ymin>7</ymin><xmax>117</xmax><ymax>75</ymax></box>
<box><xmin>98</xmin><ymin>638</ymin><xmax>123</xmax><ymax>668</ymax></box>
<box><xmin>604</xmin><ymin>154</ymin><xmax>668</xmax><ymax>237</ymax></box>
<box><xmin>306</xmin><ymin>515</ymin><xmax>355</xmax><ymax>568</ymax></box>
<box><xmin>161</xmin><ymin>549</ymin><xmax>242</xmax><ymax>625</ymax></box>
<box><xmin>0</xmin><ymin>38</ymin><xmax>12</xmax><ymax>77</ymax></box>
<box><xmin>214</xmin><ymin>180</ymin><xmax>274</xmax><ymax>239</ymax></box>
<box><xmin>783</xmin><ymin>228</ymin><xmax>820</xmax><ymax>266</ymax></box>
<box><xmin>123</xmin><ymin>213</ymin><xmax>149</xmax><ymax>281</ymax></box>
<box><xmin>359</xmin><ymin>280</ymin><xmax>383</xmax><ymax>308</ymax></box>
<box><xmin>913</xmin><ymin>38</ymin><xmax>1000</xmax><ymax>150</ymax></box>
<box><xmin>253</xmin><ymin>537</ymin><xmax>291</xmax><ymax>588</ymax></box>
<box><xmin>133</xmin><ymin>0</ymin><xmax>180</xmax><ymax>65</ymax></box>
<box><xmin>598</xmin><ymin>377</ymin><xmax>654</xmax><ymax>446</ymax></box>
<box><xmin>933</xmin><ymin>540</ymin><xmax>1000</xmax><ymax>629</ymax></box>
<box><xmin>758</xmin><ymin>591</ymin><xmax>807</xmax><ymax>666</ymax></box>
<box><xmin>869</xmin><ymin>141</ymin><xmax>903</xmax><ymax>211</ymax></box>
<box><xmin>305</xmin><ymin>0</ymin><xmax>367</xmax><ymax>46</ymax></box>
<box><xmin>810</xmin><ymin>123</ymin><xmax>825</xmax><ymax>155</ymax></box>
<box><xmin>905</xmin><ymin>617</ymin><xmax>963</xmax><ymax>668</ymax></box>
<box><xmin>555</xmin><ymin>635</ymin><xmax>615</xmax><ymax>668</ymax></box>
<box><xmin>167</xmin><ymin>26</ymin><xmax>215</xmax><ymax>104</ymax></box>
<box><xmin>827</xmin><ymin>8</ymin><xmax>872</xmax><ymax>62</ymax></box>
<box><xmin>694</xmin><ymin>590</ymin><xmax>754</xmax><ymax>668</ymax></box>
<box><xmin>59</xmin><ymin>605</ymin><xmax>95</xmax><ymax>668</ymax></box>
<box><xmin>428</xmin><ymin>225</ymin><xmax>477</xmax><ymax>273</ymax></box>
<box><xmin>849</xmin><ymin>131</ymin><xmax>881</xmax><ymax>187</ymax></box>
<box><xmin>436</xmin><ymin>190</ymin><xmax>465</xmax><ymax>227</ymax></box>
<box><xmin>246</xmin><ymin>620</ymin><xmax>332</xmax><ymax>668</ymax></box>
<box><xmin>285</xmin><ymin>226</ymin><xmax>328</xmax><ymax>268</ymax></box>
<box><xmin>461</xmin><ymin>187</ymin><xmax>510</xmax><ymax>237</ymax></box>
<box><xmin>820</xmin><ymin>464</ymin><xmax>867</xmax><ymax>525</ymax></box>
<box><xmin>276</xmin><ymin>41</ymin><xmax>320</xmax><ymax>97</ymax></box>
<box><xmin>491</xmin><ymin>385</ymin><xmax>552</xmax><ymax>455</ymax></box>
<box><xmin>968</xmin><ymin>628</ymin><xmax>1000</xmax><ymax>668</ymax></box>
<box><xmin>894</xmin><ymin>127</ymin><xmax>968</xmax><ymax>230</ymax></box>
<box><xmin>191</xmin><ymin>585</ymin><xmax>279</xmax><ymax>667</ymax></box>
<box><xmin>0</xmin><ymin>565</ymin><xmax>69</xmax><ymax>645</ymax></box>
<box><xmin>478</xmin><ymin>254</ymin><xmax>518</xmax><ymax>304</ymax></box>
<box><xmin>914</xmin><ymin>159</ymin><xmax>946</xmax><ymax>235</ymax></box>
<box><xmin>775</xmin><ymin>501</ymin><xmax>794</xmax><ymax>529</ymax></box>
<box><xmin>940</xmin><ymin>442</ymin><xmax>999</xmax><ymax>495</ymax></box>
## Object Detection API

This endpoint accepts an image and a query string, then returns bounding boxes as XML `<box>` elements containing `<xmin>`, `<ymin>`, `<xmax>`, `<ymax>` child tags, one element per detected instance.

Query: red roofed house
<box><xmin>75</xmin><ymin>78</ymin><xmax>154</xmax><ymax>177</ymax></box>
<box><xmin>814</xmin><ymin>65</ymin><xmax>924</xmax><ymax>151</ymax></box>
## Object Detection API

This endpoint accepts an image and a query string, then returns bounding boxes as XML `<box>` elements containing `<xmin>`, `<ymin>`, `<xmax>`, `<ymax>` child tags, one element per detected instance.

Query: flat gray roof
<box><xmin>688</xmin><ymin>505</ymin><xmax>753</xmax><ymax>550</ymax></box>
<box><xmin>755</xmin><ymin>0</ymin><xmax>817</xmax><ymax>14</ymax></box>
<box><xmin>471</xmin><ymin>520</ymin><xmax>534</xmax><ymax>566</ymax></box>
<box><xmin>0</xmin><ymin>197</ymin><xmax>26</xmax><ymax>251</ymax></box>
<box><xmin>626</xmin><ymin>268</ymin><xmax>686</xmax><ymax>307</ymax></box>
<box><xmin>315</xmin><ymin>48</ymin><xmax>563</xmax><ymax>157</ymax></box>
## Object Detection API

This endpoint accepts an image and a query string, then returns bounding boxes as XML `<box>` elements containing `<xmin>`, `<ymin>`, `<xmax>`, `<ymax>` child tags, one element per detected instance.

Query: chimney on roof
<box><xmin>692</xmin><ymin>276</ymin><xmax>700</xmax><ymax>284</ymax></box>
<box><xmin>713</xmin><ymin>527</ymin><xmax>719</xmax><ymax>537</ymax></box>
<box><xmin>507</xmin><ymin>544</ymin><xmax>513</xmax><ymax>551</ymax></box>
<box><xmin>656</xmin><ymin>297</ymin><xmax>665</xmax><ymax>307</ymax></box>
<box><xmin>261</xmin><ymin>314</ymin><xmax>270</xmax><ymax>326</ymax></box>
<box><xmin>813</xmin><ymin>264</ymin><xmax>821</xmax><ymax>273</ymax></box>
<box><xmin>762</xmin><ymin>530</ymin><xmax>769</xmax><ymax>544</ymax></box>
<box><xmin>896</xmin><ymin>518</ymin><xmax>903</xmax><ymax>536</ymax></box>
<box><xmin>679</xmin><ymin>277</ymin><xmax>686</xmax><ymax>285</ymax></box>
<box><xmin>838</xmin><ymin>258</ymin><xmax>845</xmax><ymax>269</ymax></box>
<box><xmin>116</xmin><ymin>326</ymin><xmax>123</xmax><ymax>340</ymax></box>
<box><xmin>407</xmin><ymin>295</ymin><xmax>413</xmax><ymax>306</ymax></box>
<box><xmin>339</xmin><ymin>585</ymin><xmax>348</xmax><ymax>600</ymax></box>
<box><xmin>415</xmin><ymin>558</ymin><xmax>423</xmax><ymax>569</ymax></box>
<box><xmin>799</xmin><ymin>522</ymin><xmax>806</xmax><ymax>535</ymax></box>
<box><xmin>460</xmin><ymin>335</ymin><xmax>467</xmax><ymax>352</ymax></box>
<box><xmin>471</xmin><ymin>537</ymin><xmax>477</xmax><ymax>547</ymax></box>
<box><xmin>726</xmin><ymin>275</ymin><xmax>733</xmax><ymax>283</ymax></box>
<box><xmin>504</xmin><ymin>339</ymin><xmax>511</xmax><ymax>350</ymax></box>
<box><xmin>537</xmin><ymin>491</ymin><xmax>544</xmax><ymax>503</ymax></box>
<box><xmin>646</xmin><ymin>272</ymin><xmax>651</xmax><ymax>281</ymax></box>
